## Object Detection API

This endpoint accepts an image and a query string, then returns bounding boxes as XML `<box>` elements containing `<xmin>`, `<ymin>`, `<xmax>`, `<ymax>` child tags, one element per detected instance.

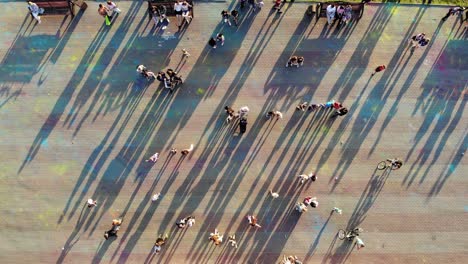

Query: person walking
<box><xmin>238</xmin><ymin>106</ymin><xmax>250</xmax><ymax>118</ymax></box>
<box><xmin>231</xmin><ymin>9</ymin><xmax>239</xmax><ymax>26</ymax></box>
<box><xmin>182</xmin><ymin>48</ymin><xmax>191</xmax><ymax>59</ymax></box>
<box><xmin>27</xmin><ymin>1</ymin><xmax>43</xmax><ymax>24</ymax></box>
<box><xmin>248</xmin><ymin>0</ymin><xmax>256</xmax><ymax>11</ymax></box>
<box><xmin>332</xmin><ymin>207</ymin><xmax>342</xmax><ymax>214</ymax></box>
<box><xmin>181</xmin><ymin>1</ymin><xmax>192</xmax><ymax>24</ymax></box>
<box><xmin>269</xmin><ymin>190</ymin><xmax>279</xmax><ymax>198</ymax></box>
<box><xmin>442</xmin><ymin>6</ymin><xmax>465</xmax><ymax>21</ymax></box>
<box><xmin>153</xmin><ymin>234</ymin><xmax>168</xmax><ymax>253</ymax></box>
<box><xmin>174</xmin><ymin>1</ymin><xmax>183</xmax><ymax>28</ymax></box>
<box><xmin>296</xmin><ymin>102</ymin><xmax>308</xmax><ymax>111</ymax></box>
<box><xmin>181</xmin><ymin>144</ymin><xmax>194</xmax><ymax>155</ymax></box>
<box><xmin>221</xmin><ymin>10</ymin><xmax>231</xmax><ymax>26</ymax></box>
<box><xmin>326</xmin><ymin>4</ymin><xmax>336</xmax><ymax>25</ymax></box>
<box><xmin>106</xmin><ymin>1</ymin><xmax>121</xmax><ymax>18</ymax></box>
<box><xmin>228</xmin><ymin>234</ymin><xmax>238</xmax><ymax>248</ymax></box>
<box><xmin>216</xmin><ymin>33</ymin><xmax>225</xmax><ymax>46</ymax></box>
<box><xmin>371</xmin><ymin>65</ymin><xmax>386</xmax><ymax>77</ymax></box>
<box><xmin>355</xmin><ymin>236</ymin><xmax>365</xmax><ymax>250</ymax></box>
<box><xmin>98</xmin><ymin>4</ymin><xmax>112</xmax><ymax>26</ymax></box>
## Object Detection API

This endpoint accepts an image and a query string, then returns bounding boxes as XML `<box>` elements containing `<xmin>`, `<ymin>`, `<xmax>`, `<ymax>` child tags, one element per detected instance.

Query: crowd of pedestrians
<box><xmin>24</xmin><ymin>0</ymin><xmax>463</xmax><ymax>261</ymax></box>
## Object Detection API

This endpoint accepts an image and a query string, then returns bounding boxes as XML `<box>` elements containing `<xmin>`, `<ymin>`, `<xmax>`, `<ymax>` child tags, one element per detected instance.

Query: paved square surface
<box><xmin>0</xmin><ymin>1</ymin><xmax>466</xmax><ymax>263</ymax></box>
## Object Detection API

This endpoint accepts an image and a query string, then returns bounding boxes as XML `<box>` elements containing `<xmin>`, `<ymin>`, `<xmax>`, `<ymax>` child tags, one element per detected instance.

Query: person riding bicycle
<box><xmin>346</xmin><ymin>227</ymin><xmax>362</xmax><ymax>241</ymax></box>
<box><xmin>387</xmin><ymin>158</ymin><xmax>403</xmax><ymax>169</ymax></box>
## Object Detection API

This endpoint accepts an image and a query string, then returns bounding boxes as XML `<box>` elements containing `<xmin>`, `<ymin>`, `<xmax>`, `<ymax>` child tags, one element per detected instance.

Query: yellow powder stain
<box><xmin>196</xmin><ymin>88</ymin><xmax>205</xmax><ymax>95</ymax></box>
<box><xmin>70</xmin><ymin>55</ymin><xmax>78</xmax><ymax>62</ymax></box>
<box><xmin>51</xmin><ymin>164</ymin><xmax>68</xmax><ymax>176</ymax></box>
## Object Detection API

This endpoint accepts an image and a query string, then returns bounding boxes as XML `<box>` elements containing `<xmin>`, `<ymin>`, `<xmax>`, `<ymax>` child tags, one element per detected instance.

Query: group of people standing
<box><xmin>136</xmin><ymin>65</ymin><xmax>183</xmax><ymax>92</ymax></box>
<box><xmin>98</xmin><ymin>1</ymin><xmax>121</xmax><ymax>26</ymax></box>
<box><xmin>326</xmin><ymin>4</ymin><xmax>353</xmax><ymax>26</ymax></box>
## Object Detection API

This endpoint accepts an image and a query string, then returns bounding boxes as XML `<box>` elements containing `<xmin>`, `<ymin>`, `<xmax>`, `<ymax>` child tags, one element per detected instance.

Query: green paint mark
<box><xmin>196</xmin><ymin>88</ymin><xmax>205</xmax><ymax>95</ymax></box>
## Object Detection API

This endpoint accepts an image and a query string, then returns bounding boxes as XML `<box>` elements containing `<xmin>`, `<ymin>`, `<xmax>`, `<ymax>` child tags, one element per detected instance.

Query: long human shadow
<box><xmin>0</xmin><ymin>86</ymin><xmax>22</xmax><ymax>109</ymax></box>
<box><xmin>428</xmin><ymin>131</ymin><xmax>466</xmax><ymax>198</ymax></box>
<box><xmin>63</xmin><ymin>0</ymin><xmax>146</xmax><ymax>136</ymax></box>
<box><xmin>111</xmin><ymin>3</ymin><xmax>266</xmax><ymax>262</ymax></box>
<box><xmin>16</xmin><ymin>11</ymin><xmax>101</xmax><ymax>174</ymax></box>
<box><xmin>322</xmin><ymin>168</ymin><xmax>391</xmax><ymax>264</ymax></box>
<box><xmin>403</xmin><ymin>37</ymin><xmax>467</xmax><ymax>188</ymax></box>
<box><xmin>56</xmin><ymin>203</ymin><xmax>90</xmax><ymax>264</ymax></box>
<box><xmin>0</xmin><ymin>13</ymin><xmax>78</xmax><ymax>85</ymax></box>
<box><xmin>316</xmin><ymin>4</ymin><xmax>426</xmax><ymax>191</ymax></box>
<box><xmin>304</xmin><ymin>212</ymin><xmax>333</xmax><ymax>261</ymax></box>
<box><xmin>56</xmin><ymin>1</ymin><xmax>150</xmax><ymax>223</ymax></box>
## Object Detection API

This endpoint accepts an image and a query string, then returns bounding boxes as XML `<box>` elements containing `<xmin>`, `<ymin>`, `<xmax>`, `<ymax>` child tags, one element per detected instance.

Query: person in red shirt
<box><xmin>371</xmin><ymin>65</ymin><xmax>386</xmax><ymax>77</ymax></box>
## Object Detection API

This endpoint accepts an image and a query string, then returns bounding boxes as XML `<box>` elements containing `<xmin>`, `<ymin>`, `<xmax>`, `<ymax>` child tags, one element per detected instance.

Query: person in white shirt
<box><xmin>326</xmin><ymin>4</ymin><xmax>336</xmax><ymax>25</ymax></box>
<box><xmin>27</xmin><ymin>2</ymin><xmax>43</xmax><ymax>24</ymax></box>
<box><xmin>106</xmin><ymin>1</ymin><xmax>121</xmax><ymax>17</ymax></box>
<box><xmin>181</xmin><ymin>1</ymin><xmax>192</xmax><ymax>24</ymax></box>
<box><xmin>174</xmin><ymin>1</ymin><xmax>183</xmax><ymax>27</ymax></box>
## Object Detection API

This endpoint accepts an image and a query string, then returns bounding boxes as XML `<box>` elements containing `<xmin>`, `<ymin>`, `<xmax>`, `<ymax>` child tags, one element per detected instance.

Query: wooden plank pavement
<box><xmin>0</xmin><ymin>1</ymin><xmax>466</xmax><ymax>264</ymax></box>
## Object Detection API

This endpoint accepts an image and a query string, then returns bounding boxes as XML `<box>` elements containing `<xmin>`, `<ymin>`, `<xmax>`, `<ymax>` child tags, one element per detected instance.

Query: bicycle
<box><xmin>377</xmin><ymin>158</ymin><xmax>402</xmax><ymax>170</ymax></box>
<box><xmin>338</xmin><ymin>228</ymin><xmax>363</xmax><ymax>241</ymax></box>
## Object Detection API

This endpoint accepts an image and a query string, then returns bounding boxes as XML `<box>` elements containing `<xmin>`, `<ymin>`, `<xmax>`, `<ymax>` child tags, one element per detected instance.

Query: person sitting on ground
<box><xmin>137</xmin><ymin>65</ymin><xmax>156</xmax><ymax>80</ymax></box>
<box><xmin>295</xmin><ymin>202</ymin><xmax>308</xmax><ymax>213</ymax></box>
<box><xmin>303</xmin><ymin>196</ymin><xmax>318</xmax><ymax>208</ymax></box>
<box><xmin>282</xmin><ymin>255</ymin><xmax>303</xmax><ymax>264</ymax></box>
<box><xmin>266</xmin><ymin>110</ymin><xmax>283</xmax><ymax>119</ymax></box>
<box><xmin>411</xmin><ymin>33</ymin><xmax>426</xmax><ymax>47</ymax></box>
<box><xmin>296</xmin><ymin>102</ymin><xmax>308</xmax><ymax>111</ymax></box>
<box><xmin>308</xmin><ymin>103</ymin><xmax>321</xmax><ymax>111</ymax></box>
<box><xmin>247</xmin><ymin>215</ymin><xmax>262</xmax><ymax>228</ymax></box>
<box><xmin>286</xmin><ymin>56</ymin><xmax>298</xmax><ymax>67</ymax></box>
<box><xmin>225</xmin><ymin>106</ymin><xmax>238</xmax><ymax>123</ymax></box>
<box><xmin>387</xmin><ymin>158</ymin><xmax>403</xmax><ymax>169</ymax></box>
<box><xmin>209</xmin><ymin>229</ymin><xmax>223</xmax><ymax>245</ymax></box>
<box><xmin>417</xmin><ymin>37</ymin><xmax>430</xmax><ymax>48</ymax></box>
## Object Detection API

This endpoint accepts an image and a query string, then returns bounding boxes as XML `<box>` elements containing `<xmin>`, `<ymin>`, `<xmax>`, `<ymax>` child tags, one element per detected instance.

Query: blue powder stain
<box><xmin>464</xmin><ymin>206</ymin><xmax>468</xmax><ymax>212</ymax></box>
<box><xmin>448</xmin><ymin>164</ymin><xmax>456</xmax><ymax>172</ymax></box>
<box><xmin>41</xmin><ymin>139</ymin><xmax>48</xmax><ymax>148</ymax></box>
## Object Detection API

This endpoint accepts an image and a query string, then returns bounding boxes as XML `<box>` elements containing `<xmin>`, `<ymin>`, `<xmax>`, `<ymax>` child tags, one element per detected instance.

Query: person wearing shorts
<box><xmin>174</xmin><ymin>1</ymin><xmax>183</xmax><ymax>27</ymax></box>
